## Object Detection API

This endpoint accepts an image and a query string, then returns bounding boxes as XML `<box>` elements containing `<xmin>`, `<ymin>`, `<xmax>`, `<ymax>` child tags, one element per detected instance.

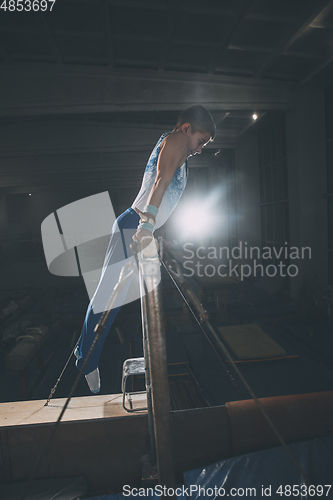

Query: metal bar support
<box><xmin>136</xmin><ymin>237</ymin><xmax>176</xmax><ymax>492</ymax></box>
<box><xmin>140</xmin><ymin>285</ymin><xmax>156</xmax><ymax>465</ymax></box>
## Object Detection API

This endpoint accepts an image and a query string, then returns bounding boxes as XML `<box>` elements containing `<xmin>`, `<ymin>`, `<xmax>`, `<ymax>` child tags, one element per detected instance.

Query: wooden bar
<box><xmin>0</xmin><ymin>394</ymin><xmax>146</xmax><ymax>427</ymax></box>
<box><xmin>0</xmin><ymin>392</ymin><xmax>332</xmax><ymax>496</ymax></box>
<box><xmin>0</xmin><ymin>394</ymin><xmax>230</xmax><ymax>495</ymax></box>
<box><xmin>0</xmin><ymin>394</ymin><xmax>150</xmax><ymax>496</ymax></box>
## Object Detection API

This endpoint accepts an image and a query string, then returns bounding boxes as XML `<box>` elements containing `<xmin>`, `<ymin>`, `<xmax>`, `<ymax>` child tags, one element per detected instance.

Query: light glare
<box><xmin>177</xmin><ymin>202</ymin><xmax>216</xmax><ymax>238</ymax></box>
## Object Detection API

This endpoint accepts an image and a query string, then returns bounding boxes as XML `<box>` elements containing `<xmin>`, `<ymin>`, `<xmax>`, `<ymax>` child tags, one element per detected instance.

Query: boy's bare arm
<box><xmin>145</xmin><ymin>132</ymin><xmax>188</xmax><ymax>213</ymax></box>
<box><xmin>133</xmin><ymin>133</ymin><xmax>188</xmax><ymax>243</ymax></box>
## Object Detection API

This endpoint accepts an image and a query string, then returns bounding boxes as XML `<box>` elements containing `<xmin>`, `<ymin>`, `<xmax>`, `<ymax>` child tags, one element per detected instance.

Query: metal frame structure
<box><xmin>135</xmin><ymin>236</ymin><xmax>176</xmax><ymax>491</ymax></box>
<box><xmin>19</xmin><ymin>234</ymin><xmax>319</xmax><ymax>498</ymax></box>
<box><xmin>159</xmin><ymin>239</ymin><xmax>311</xmax><ymax>486</ymax></box>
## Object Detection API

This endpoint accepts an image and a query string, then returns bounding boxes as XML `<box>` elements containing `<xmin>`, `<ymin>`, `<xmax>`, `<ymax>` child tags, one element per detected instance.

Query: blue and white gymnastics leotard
<box><xmin>132</xmin><ymin>131</ymin><xmax>188</xmax><ymax>229</ymax></box>
<box><xmin>76</xmin><ymin>132</ymin><xmax>188</xmax><ymax>376</ymax></box>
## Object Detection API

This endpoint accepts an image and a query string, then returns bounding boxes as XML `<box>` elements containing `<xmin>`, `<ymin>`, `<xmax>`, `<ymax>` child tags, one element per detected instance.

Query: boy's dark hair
<box><xmin>174</xmin><ymin>105</ymin><xmax>216</xmax><ymax>140</ymax></box>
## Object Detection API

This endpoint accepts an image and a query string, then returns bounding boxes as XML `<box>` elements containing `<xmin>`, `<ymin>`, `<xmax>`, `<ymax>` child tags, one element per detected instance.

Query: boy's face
<box><xmin>183</xmin><ymin>124</ymin><xmax>211</xmax><ymax>157</ymax></box>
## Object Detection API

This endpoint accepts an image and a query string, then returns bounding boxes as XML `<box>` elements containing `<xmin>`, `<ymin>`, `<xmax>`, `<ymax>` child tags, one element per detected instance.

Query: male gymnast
<box><xmin>75</xmin><ymin>105</ymin><xmax>216</xmax><ymax>392</ymax></box>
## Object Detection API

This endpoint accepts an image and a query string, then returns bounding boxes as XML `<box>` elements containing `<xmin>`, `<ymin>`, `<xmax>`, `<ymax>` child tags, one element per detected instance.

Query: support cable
<box><xmin>162</xmin><ymin>257</ymin><xmax>246</xmax><ymax>399</ymax></box>
<box><xmin>44</xmin><ymin>338</ymin><xmax>78</xmax><ymax>406</ymax></box>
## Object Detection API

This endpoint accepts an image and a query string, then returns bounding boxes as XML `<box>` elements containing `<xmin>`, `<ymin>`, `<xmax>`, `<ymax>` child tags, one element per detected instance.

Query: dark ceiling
<box><xmin>2</xmin><ymin>0</ymin><xmax>333</xmax><ymax>82</ymax></box>
<box><xmin>2</xmin><ymin>0</ymin><xmax>333</xmax><ymax>129</ymax></box>
<box><xmin>1</xmin><ymin>0</ymin><xmax>333</xmax><ymax>194</ymax></box>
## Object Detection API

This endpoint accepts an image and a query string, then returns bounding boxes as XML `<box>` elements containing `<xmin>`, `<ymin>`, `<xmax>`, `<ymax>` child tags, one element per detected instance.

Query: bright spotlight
<box><xmin>176</xmin><ymin>200</ymin><xmax>218</xmax><ymax>238</ymax></box>
<box><xmin>252</xmin><ymin>113</ymin><xmax>258</xmax><ymax>120</ymax></box>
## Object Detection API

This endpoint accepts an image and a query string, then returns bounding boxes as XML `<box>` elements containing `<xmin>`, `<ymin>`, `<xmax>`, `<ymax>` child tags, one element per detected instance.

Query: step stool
<box><xmin>122</xmin><ymin>357</ymin><xmax>147</xmax><ymax>412</ymax></box>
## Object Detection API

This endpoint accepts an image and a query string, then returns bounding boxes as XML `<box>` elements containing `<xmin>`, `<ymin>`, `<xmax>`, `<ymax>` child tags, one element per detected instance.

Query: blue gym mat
<box><xmin>184</xmin><ymin>435</ymin><xmax>333</xmax><ymax>499</ymax></box>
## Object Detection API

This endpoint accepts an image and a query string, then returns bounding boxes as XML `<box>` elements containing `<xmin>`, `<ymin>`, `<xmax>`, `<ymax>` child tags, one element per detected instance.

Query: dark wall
<box><xmin>325</xmin><ymin>84</ymin><xmax>333</xmax><ymax>286</ymax></box>
<box><xmin>236</xmin><ymin>90</ymin><xmax>328</xmax><ymax>299</ymax></box>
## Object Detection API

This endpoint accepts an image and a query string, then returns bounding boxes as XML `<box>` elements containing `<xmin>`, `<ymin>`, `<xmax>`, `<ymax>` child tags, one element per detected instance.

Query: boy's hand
<box><xmin>134</xmin><ymin>207</ymin><xmax>156</xmax><ymax>225</ymax></box>
<box><xmin>132</xmin><ymin>228</ymin><xmax>153</xmax><ymax>243</ymax></box>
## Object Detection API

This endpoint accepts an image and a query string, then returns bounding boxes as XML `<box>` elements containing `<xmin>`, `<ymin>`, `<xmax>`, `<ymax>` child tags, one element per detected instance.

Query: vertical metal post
<box><xmin>139</xmin><ymin>283</ymin><xmax>156</xmax><ymax>466</ymax></box>
<box><xmin>137</xmin><ymin>237</ymin><xmax>176</xmax><ymax>491</ymax></box>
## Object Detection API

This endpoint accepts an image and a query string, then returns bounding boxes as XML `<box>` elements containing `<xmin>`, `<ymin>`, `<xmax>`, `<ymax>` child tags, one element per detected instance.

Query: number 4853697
<box><xmin>0</xmin><ymin>0</ymin><xmax>56</xmax><ymax>11</ymax></box>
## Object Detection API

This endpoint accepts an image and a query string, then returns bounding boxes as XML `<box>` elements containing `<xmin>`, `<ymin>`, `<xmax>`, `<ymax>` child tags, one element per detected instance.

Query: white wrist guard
<box><xmin>138</xmin><ymin>222</ymin><xmax>154</xmax><ymax>232</ymax></box>
<box><xmin>135</xmin><ymin>207</ymin><xmax>155</xmax><ymax>227</ymax></box>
